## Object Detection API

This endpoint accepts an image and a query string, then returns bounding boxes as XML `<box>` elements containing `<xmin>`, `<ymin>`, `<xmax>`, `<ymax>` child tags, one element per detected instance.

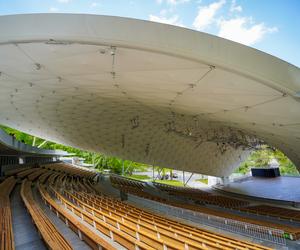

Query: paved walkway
<box><xmin>11</xmin><ymin>185</ymin><xmax>46</xmax><ymax>250</ymax></box>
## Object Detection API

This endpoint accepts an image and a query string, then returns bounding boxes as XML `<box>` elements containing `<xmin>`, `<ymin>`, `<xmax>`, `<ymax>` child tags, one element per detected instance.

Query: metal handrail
<box><xmin>128</xmin><ymin>194</ymin><xmax>287</xmax><ymax>246</ymax></box>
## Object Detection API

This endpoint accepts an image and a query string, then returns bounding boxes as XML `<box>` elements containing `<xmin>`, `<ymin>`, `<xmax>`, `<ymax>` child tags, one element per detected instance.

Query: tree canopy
<box><xmin>234</xmin><ymin>146</ymin><xmax>299</xmax><ymax>175</ymax></box>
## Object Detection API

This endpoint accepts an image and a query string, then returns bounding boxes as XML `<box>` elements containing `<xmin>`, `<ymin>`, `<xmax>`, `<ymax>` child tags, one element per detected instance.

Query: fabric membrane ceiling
<box><xmin>0</xmin><ymin>14</ymin><xmax>299</xmax><ymax>176</ymax></box>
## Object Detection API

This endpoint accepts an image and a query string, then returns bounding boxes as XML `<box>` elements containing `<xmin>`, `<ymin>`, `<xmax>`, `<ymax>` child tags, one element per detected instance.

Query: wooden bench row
<box><xmin>153</xmin><ymin>182</ymin><xmax>211</xmax><ymax>196</ymax></box>
<box><xmin>4</xmin><ymin>167</ymin><xmax>33</xmax><ymax>177</ymax></box>
<box><xmin>110</xmin><ymin>175</ymin><xmax>145</xmax><ymax>189</ymax></box>
<box><xmin>153</xmin><ymin>181</ymin><xmax>248</xmax><ymax>208</ymax></box>
<box><xmin>0</xmin><ymin>176</ymin><xmax>17</xmax><ymax>197</ymax></box>
<box><xmin>161</xmin><ymin>197</ymin><xmax>300</xmax><ymax>240</ymax></box>
<box><xmin>61</xmin><ymin>189</ymin><xmax>211</xmax><ymax>250</ymax></box>
<box><xmin>38</xmin><ymin>171</ymin><xmax>54</xmax><ymax>184</ymax></box>
<box><xmin>109</xmin><ymin>178</ymin><xmax>300</xmax><ymax>240</ymax></box>
<box><xmin>241</xmin><ymin>205</ymin><xmax>300</xmax><ymax>222</ymax></box>
<box><xmin>42</xmin><ymin>163</ymin><xmax>96</xmax><ymax>179</ymax></box>
<box><xmin>17</xmin><ymin>168</ymin><xmax>38</xmax><ymax>179</ymax></box>
<box><xmin>71</xmin><ymin>188</ymin><xmax>272</xmax><ymax>250</ymax></box>
<box><xmin>42</xmin><ymin>184</ymin><xmax>153</xmax><ymax>250</ymax></box>
<box><xmin>37</xmin><ymin>182</ymin><xmax>116</xmax><ymax>250</ymax></box>
<box><xmin>51</xmin><ymin>187</ymin><xmax>188</xmax><ymax>250</ymax></box>
<box><xmin>27</xmin><ymin>169</ymin><xmax>47</xmax><ymax>182</ymax></box>
<box><xmin>20</xmin><ymin>180</ymin><xmax>72</xmax><ymax>250</ymax></box>
<box><xmin>0</xmin><ymin>177</ymin><xmax>17</xmax><ymax>250</ymax></box>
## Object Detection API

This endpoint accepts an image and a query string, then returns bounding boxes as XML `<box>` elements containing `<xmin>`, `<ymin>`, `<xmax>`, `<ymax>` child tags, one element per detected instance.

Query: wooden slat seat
<box><xmin>61</xmin><ymin>190</ymin><xmax>216</xmax><ymax>250</ymax></box>
<box><xmin>52</xmin><ymin>189</ymin><xmax>171</xmax><ymax>250</ymax></box>
<box><xmin>41</xmin><ymin>163</ymin><xmax>96</xmax><ymax>180</ymax></box>
<box><xmin>241</xmin><ymin>205</ymin><xmax>300</xmax><ymax>222</ymax></box>
<box><xmin>27</xmin><ymin>169</ymin><xmax>47</xmax><ymax>181</ymax></box>
<box><xmin>17</xmin><ymin>168</ymin><xmax>37</xmax><ymax>179</ymax></box>
<box><xmin>43</xmin><ymin>185</ymin><xmax>156</xmax><ymax>250</ymax></box>
<box><xmin>4</xmin><ymin>167</ymin><xmax>33</xmax><ymax>176</ymax></box>
<box><xmin>0</xmin><ymin>176</ymin><xmax>17</xmax><ymax>250</ymax></box>
<box><xmin>38</xmin><ymin>171</ymin><xmax>53</xmax><ymax>184</ymax></box>
<box><xmin>47</xmin><ymin>173</ymin><xmax>60</xmax><ymax>185</ymax></box>
<box><xmin>20</xmin><ymin>180</ymin><xmax>72</xmax><ymax>250</ymax></box>
<box><xmin>70</xmin><ymin>189</ymin><xmax>272</xmax><ymax>250</ymax></box>
<box><xmin>38</xmin><ymin>183</ymin><xmax>117</xmax><ymax>250</ymax></box>
<box><xmin>64</xmin><ymin>190</ymin><xmax>252</xmax><ymax>250</ymax></box>
<box><xmin>108</xmin><ymin>177</ymin><xmax>300</xmax><ymax>240</ymax></box>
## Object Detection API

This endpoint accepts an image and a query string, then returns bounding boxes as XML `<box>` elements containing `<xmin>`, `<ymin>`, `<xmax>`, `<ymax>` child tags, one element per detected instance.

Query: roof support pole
<box><xmin>184</xmin><ymin>173</ymin><xmax>194</xmax><ymax>187</ymax></box>
<box><xmin>37</xmin><ymin>140</ymin><xmax>48</xmax><ymax>148</ymax></box>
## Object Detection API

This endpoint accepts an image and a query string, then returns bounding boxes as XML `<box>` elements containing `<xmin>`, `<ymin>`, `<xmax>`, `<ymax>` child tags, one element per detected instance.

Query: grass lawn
<box><xmin>125</xmin><ymin>174</ymin><xmax>151</xmax><ymax>181</ymax></box>
<box><xmin>195</xmin><ymin>178</ymin><xmax>208</xmax><ymax>185</ymax></box>
<box><xmin>154</xmin><ymin>179</ymin><xmax>186</xmax><ymax>187</ymax></box>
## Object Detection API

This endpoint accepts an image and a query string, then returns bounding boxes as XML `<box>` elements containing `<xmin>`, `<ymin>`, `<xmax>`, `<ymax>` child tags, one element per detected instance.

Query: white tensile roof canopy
<box><xmin>0</xmin><ymin>14</ymin><xmax>299</xmax><ymax>176</ymax></box>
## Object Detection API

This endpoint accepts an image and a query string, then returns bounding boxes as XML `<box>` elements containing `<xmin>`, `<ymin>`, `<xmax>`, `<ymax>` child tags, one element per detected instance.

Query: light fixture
<box><xmin>99</xmin><ymin>49</ymin><xmax>106</xmax><ymax>54</ymax></box>
<box><xmin>46</xmin><ymin>39</ymin><xmax>71</xmax><ymax>45</ymax></box>
<box><xmin>110</xmin><ymin>46</ymin><xmax>116</xmax><ymax>56</ymax></box>
<box><xmin>35</xmin><ymin>63</ymin><xmax>41</xmax><ymax>70</ymax></box>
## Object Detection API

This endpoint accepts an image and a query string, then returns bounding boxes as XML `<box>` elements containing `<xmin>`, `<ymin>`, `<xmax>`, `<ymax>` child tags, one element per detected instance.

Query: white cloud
<box><xmin>159</xmin><ymin>9</ymin><xmax>166</xmax><ymax>15</ymax></box>
<box><xmin>157</xmin><ymin>0</ymin><xmax>190</xmax><ymax>5</ymax></box>
<box><xmin>49</xmin><ymin>7</ymin><xmax>59</xmax><ymax>12</ymax></box>
<box><xmin>90</xmin><ymin>2</ymin><xmax>100</xmax><ymax>8</ymax></box>
<box><xmin>193</xmin><ymin>0</ymin><xmax>226</xmax><ymax>31</ymax></box>
<box><xmin>57</xmin><ymin>0</ymin><xmax>71</xmax><ymax>3</ymax></box>
<box><xmin>230</xmin><ymin>0</ymin><xmax>242</xmax><ymax>12</ymax></box>
<box><xmin>149</xmin><ymin>14</ymin><xmax>185</xmax><ymax>27</ymax></box>
<box><xmin>218</xmin><ymin>17</ymin><xmax>278</xmax><ymax>45</ymax></box>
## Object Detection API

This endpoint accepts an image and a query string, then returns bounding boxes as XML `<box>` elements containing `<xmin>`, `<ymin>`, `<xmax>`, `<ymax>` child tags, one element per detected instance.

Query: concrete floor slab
<box><xmin>10</xmin><ymin>185</ymin><xmax>47</xmax><ymax>250</ymax></box>
<box><xmin>219</xmin><ymin>176</ymin><xmax>300</xmax><ymax>202</ymax></box>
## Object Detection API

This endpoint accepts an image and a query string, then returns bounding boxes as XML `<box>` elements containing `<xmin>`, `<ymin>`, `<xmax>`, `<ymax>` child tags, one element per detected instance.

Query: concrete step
<box><xmin>10</xmin><ymin>184</ymin><xmax>47</xmax><ymax>250</ymax></box>
<box><xmin>32</xmin><ymin>184</ymin><xmax>91</xmax><ymax>250</ymax></box>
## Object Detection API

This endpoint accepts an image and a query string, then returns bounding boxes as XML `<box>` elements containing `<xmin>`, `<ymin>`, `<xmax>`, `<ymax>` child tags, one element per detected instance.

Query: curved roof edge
<box><xmin>0</xmin><ymin>14</ymin><xmax>299</xmax><ymax>98</ymax></box>
<box><xmin>0</xmin><ymin>128</ymin><xmax>68</xmax><ymax>156</ymax></box>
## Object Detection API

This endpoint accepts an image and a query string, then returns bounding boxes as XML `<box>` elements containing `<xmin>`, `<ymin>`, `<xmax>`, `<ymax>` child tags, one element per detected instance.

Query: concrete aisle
<box><xmin>11</xmin><ymin>184</ymin><xmax>47</xmax><ymax>250</ymax></box>
<box><xmin>32</xmin><ymin>185</ymin><xmax>91</xmax><ymax>250</ymax></box>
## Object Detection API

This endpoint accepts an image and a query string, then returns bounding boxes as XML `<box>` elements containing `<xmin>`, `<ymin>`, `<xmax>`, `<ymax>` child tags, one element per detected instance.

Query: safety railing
<box><xmin>128</xmin><ymin>194</ymin><xmax>287</xmax><ymax>246</ymax></box>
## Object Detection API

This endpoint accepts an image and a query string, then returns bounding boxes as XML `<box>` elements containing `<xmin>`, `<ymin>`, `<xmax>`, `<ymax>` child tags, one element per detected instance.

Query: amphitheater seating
<box><xmin>110</xmin><ymin>176</ymin><xmax>166</xmax><ymax>202</ymax></box>
<box><xmin>0</xmin><ymin>176</ymin><xmax>16</xmax><ymax>196</ymax></box>
<box><xmin>153</xmin><ymin>181</ymin><xmax>249</xmax><ymax>208</ymax></box>
<box><xmin>1</xmin><ymin>162</ymin><xmax>293</xmax><ymax>249</ymax></box>
<box><xmin>49</xmin><ymin>175</ymin><xmax>272</xmax><ymax>250</ymax></box>
<box><xmin>0</xmin><ymin>177</ymin><xmax>17</xmax><ymax>250</ymax></box>
<box><xmin>241</xmin><ymin>205</ymin><xmax>300</xmax><ymax>222</ymax></box>
<box><xmin>154</xmin><ymin>181</ymin><xmax>211</xmax><ymax>196</ymax></box>
<box><xmin>38</xmin><ymin>183</ymin><xmax>117</xmax><ymax>250</ymax></box>
<box><xmin>42</xmin><ymin>162</ymin><xmax>96</xmax><ymax>179</ymax></box>
<box><xmin>194</xmin><ymin>195</ymin><xmax>250</xmax><ymax>208</ymax></box>
<box><xmin>47</xmin><ymin>172</ymin><xmax>60</xmax><ymax>185</ymax></box>
<box><xmin>110</xmin><ymin>175</ymin><xmax>300</xmax><ymax>240</ymax></box>
<box><xmin>4</xmin><ymin>166</ymin><xmax>33</xmax><ymax>176</ymax></box>
<box><xmin>110</xmin><ymin>175</ymin><xmax>145</xmax><ymax>189</ymax></box>
<box><xmin>27</xmin><ymin>168</ymin><xmax>47</xmax><ymax>181</ymax></box>
<box><xmin>20</xmin><ymin>180</ymin><xmax>72</xmax><ymax>250</ymax></box>
<box><xmin>0</xmin><ymin>163</ymin><xmax>99</xmax><ymax>250</ymax></box>
<box><xmin>112</xmin><ymin>175</ymin><xmax>249</xmax><ymax>208</ymax></box>
<box><xmin>17</xmin><ymin>168</ymin><xmax>38</xmax><ymax>179</ymax></box>
<box><xmin>38</xmin><ymin>171</ymin><xmax>53</xmax><ymax>184</ymax></box>
<box><xmin>42</xmin><ymin>184</ymin><xmax>155</xmax><ymax>250</ymax></box>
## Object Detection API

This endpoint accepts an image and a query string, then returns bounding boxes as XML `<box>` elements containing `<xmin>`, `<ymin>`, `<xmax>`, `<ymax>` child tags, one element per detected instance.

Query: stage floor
<box><xmin>219</xmin><ymin>176</ymin><xmax>300</xmax><ymax>202</ymax></box>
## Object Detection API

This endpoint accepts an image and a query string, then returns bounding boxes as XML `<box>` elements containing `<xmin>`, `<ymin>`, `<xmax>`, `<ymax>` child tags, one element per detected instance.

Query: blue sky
<box><xmin>0</xmin><ymin>0</ymin><xmax>299</xmax><ymax>67</ymax></box>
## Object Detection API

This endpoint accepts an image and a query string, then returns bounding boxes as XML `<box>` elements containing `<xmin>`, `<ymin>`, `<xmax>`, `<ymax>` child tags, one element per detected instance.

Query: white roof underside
<box><xmin>0</xmin><ymin>14</ymin><xmax>299</xmax><ymax>176</ymax></box>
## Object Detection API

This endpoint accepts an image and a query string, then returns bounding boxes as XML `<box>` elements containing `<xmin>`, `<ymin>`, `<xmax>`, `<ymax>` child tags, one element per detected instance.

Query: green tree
<box><xmin>234</xmin><ymin>147</ymin><xmax>299</xmax><ymax>176</ymax></box>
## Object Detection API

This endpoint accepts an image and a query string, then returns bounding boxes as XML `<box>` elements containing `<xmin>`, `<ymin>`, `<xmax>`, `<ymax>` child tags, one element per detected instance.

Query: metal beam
<box><xmin>184</xmin><ymin>172</ymin><xmax>194</xmax><ymax>187</ymax></box>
